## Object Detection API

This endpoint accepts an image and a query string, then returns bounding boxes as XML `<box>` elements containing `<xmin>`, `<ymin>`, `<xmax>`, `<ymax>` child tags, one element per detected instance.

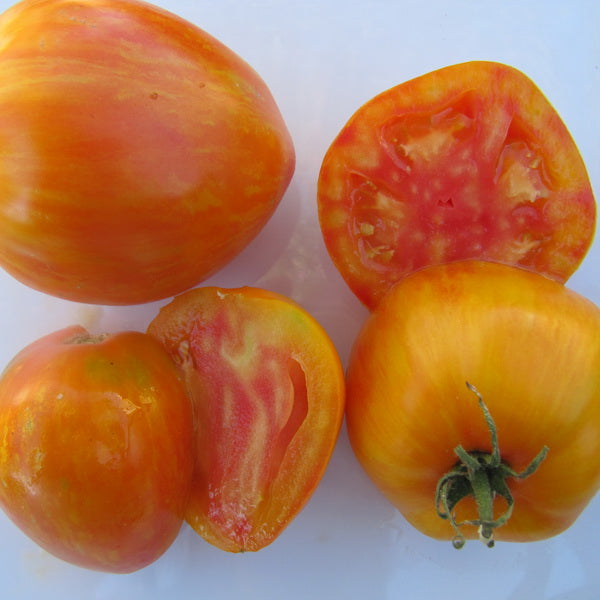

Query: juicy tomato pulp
<box><xmin>318</xmin><ymin>61</ymin><xmax>596</xmax><ymax>309</ymax></box>
<box><xmin>147</xmin><ymin>287</ymin><xmax>345</xmax><ymax>552</ymax></box>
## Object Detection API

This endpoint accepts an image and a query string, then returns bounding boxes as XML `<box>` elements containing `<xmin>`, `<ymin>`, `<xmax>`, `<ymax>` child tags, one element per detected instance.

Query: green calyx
<box><xmin>435</xmin><ymin>382</ymin><xmax>549</xmax><ymax>549</ymax></box>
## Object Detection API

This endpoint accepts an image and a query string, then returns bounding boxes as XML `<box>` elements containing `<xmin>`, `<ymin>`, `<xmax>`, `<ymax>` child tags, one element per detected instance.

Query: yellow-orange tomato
<box><xmin>147</xmin><ymin>286</ymin><xmax>345</xmax><ymax>552</ymax></box>
<box><xmin>346</xmin><ymin>261</ymin><xmax>600</xmax><ymax>545</ymax></box>
<box><xmin>0</xmin><ymin>0</ymin><xmax>294</xmax><ymax>304</ymax></box>
<box><xmin>0</xmin><ymin>327</ymin><xmax>194</xmax><ymax>572</ymax></box>
<box><xmin>318</xmin><ymin>61</ymin><xmax>596</xmax><ymax>309</ymax></box>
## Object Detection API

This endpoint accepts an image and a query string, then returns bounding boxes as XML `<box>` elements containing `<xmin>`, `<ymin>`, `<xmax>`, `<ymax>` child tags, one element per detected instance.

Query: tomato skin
<box><xmin>0</xmin><ymin>0</ymin><xmax>294</xmax><ymax>305</ymax></box>
<box><xmin>345</xmin><ymin>261</ymin><xmax>600</xmax><ymax>543</ymax></box>
<box><xmin>0</xmin><ymin>326</ymin><xmax>195</xmax><ymax>572</ymax></box>
<box><xmin>147</xmin><ymin>286</ymin><xmax>345</xmax><ymax>552</ymax></box>
<box><xmin>318</xmin><ymin>61</ymin><xmax>596</xmax><ymax>309</ymax></box>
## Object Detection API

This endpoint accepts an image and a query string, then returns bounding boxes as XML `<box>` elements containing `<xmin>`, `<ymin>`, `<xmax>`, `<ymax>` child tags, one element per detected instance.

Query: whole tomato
<box><xmin>346</xmin><ymin>261</ymin><xmax>600</xmax><ymax>546</ymax></box>
<box><xmin>0</xmin><ymin>0</ymin><xmax>294</xmax><ymax>304</ymax></box>
<box><xmin>318</xmin><ymin>61</ymin><xmax>596</xmax><ymax>309</ymax></box>
<box><xmin>0</xmin><ymin>326</ymin><xmax>195</xmax><ymax>572</ymax></box>
<box><xmin>147</xmin><ymin>286</ymin><xmax>345</xmax><ymax>552</ymax></box>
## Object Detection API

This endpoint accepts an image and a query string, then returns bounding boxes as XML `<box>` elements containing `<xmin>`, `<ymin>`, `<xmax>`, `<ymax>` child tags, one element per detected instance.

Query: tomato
<box><xmin>318</xmin><ymin>61</ymin><xmax>596</xmax><ymax>309</ymax></box>
<box><xmin>345</xmin><ymin>261</ymin><xmax>600</xmax><ymax>546</ymax></box>
<box><xmin>147</xmin><ymin>286</ymin><xmax>345</xmax><ymax>552</ymax></box>
<box><xmin>0</xmin><ymin>326</ymin><xmax>194</xmax><ymax>572</ymax></box>
<box><xmin>0</xmin><ymin>0</ymin><xmax>294</xmax><ymax>305</ymax></box>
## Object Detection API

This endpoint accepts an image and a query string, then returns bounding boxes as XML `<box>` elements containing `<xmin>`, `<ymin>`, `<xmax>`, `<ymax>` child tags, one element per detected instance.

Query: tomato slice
<box><xmin>318</xmin><ymin>61</ymin><xmax>596</xmax><ymax>309</ymax></box>
<box><xmin>147</xmin><ymin>286</ymin><xmax>345</xmax><ymax>552</ymax></box>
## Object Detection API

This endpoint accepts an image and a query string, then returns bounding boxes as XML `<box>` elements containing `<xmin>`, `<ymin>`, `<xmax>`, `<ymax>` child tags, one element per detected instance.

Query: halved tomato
<box><xmin>147</xmin><ymin>286</ymin><xmax>345</xmax><ymax>552</ymax></box>
<box><xmin>318</xmin><ymin>61</ymin><xmax>596</xmax><ymax>309</ymax></box>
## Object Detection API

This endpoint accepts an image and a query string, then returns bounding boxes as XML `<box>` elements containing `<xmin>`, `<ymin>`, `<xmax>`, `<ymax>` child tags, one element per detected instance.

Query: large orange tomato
<box><xmin>147</xmin><ymin>286</ymin><xmax>345</xmax><ymax>552</ymax></box>
<box><xmin>318</xmin><ymin>61</ymin><xmax>596</xmax><ymax>309</ymax></box>
<box><xmin>346</xmin><ymin>261</ymin><xmax>600</xmax><ymax>547</ymax></box>
<box><xmin>0</xmin><ymin>0</ymin><xmax>294</xmax><ymax>304</ymax></box>
<box><xmin>0</xmin><ymin>326</ymin><xmax>195</xmax><ymax>572</ymax></box>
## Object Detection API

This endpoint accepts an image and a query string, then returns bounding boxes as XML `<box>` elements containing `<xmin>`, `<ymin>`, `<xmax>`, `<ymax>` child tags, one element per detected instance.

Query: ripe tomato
<box><xmin>0</xmin><ymin>326</ymin><xmax>195</xmax><ymax>572</ymax></box>
<box><xmin>147</xmin><ymin>286</ymin><xmax>345</xmax><ymax>552</ymax></box>
<box><xmin>345</xmin><ymin>261</ymin><xmax>600</xmax><ymax>546</ymax></box>
<box><xmin>0</xmin><ymin>0</ymin><xmax>294</xmax><ymax>305</ymax></box>
<box><xmin>318</xmin><ymin>61</ymin><xmax>596</xmax><ymax>309</ymax></box>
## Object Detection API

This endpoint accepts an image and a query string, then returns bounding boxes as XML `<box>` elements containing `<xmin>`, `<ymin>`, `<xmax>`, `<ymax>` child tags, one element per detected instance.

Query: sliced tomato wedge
<box><xmin>147</xmin><ymin>286</ymin><xmax>345</xmax><ymax>552</ymax></box>
<box><xmin>318</xmin><ymin>61</ymin><xmax>596</xmax><ymax>309</ymax></box>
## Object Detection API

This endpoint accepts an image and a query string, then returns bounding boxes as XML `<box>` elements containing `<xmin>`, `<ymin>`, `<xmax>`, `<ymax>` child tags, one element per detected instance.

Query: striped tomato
<box><xmin>345</xmin><ymin>261</ymin><xmax>600</xmax><ymax>546</ymax></box>
<box><xmin>0</xmin><ymin>0</ymin><xmax>294</xmax><ymax>304</ymax></box>
<box><xmin>147</xmin><ymin>286</ymin><xmax>345</xmax><ymax>552</ymax></box>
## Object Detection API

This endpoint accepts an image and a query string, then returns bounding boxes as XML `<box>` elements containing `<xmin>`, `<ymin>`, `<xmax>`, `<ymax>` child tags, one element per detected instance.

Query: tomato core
<box><xmin>353</xmin><ymin>100</ymin><xmax>556</xmax><ymax>273</ymax></box>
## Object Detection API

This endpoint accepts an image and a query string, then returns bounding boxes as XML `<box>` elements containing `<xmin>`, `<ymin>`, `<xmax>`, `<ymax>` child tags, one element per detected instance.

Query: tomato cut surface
<box><xmin>346</xmin><ymin>261</ymin><xmax>600</xmax><ymax>545</ymax></box>
<box><xmin>318</xmin><ymin>61</ymin><xmax>596</xmax><ymax>309</ymax></box>
<box><xmin>147</xmin><ymin>286</ymin><xmax>345</xmax><ymax>552</ymax></box>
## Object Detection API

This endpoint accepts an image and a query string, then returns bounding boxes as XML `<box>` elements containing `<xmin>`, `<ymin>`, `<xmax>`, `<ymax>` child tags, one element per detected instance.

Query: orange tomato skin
<box><xmin>147</xmin><ymin>287</ymin><xmax>345</xmax><ymax>552</ymax></box>
<box><xmin>318</xmin><ymin>61</ymin><xmax>596</xmax><ymax>309</ymax></box>
<box><xmin>346</xmin><ymin>261</ymin><xmax>600</xmax><ymax>543</ymax></box>
<box><xmin>0</xmin><ymin>326</ymin><xmax>195</xmax><ymax>572</ymax></box>
<box><xmin>0</xmin><ymin>0</ymin><xmax>294</xmax><ymax>304</ymax></box>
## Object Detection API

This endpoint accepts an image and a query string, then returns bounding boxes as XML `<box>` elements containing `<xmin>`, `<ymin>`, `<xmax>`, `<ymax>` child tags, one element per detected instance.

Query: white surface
<box><xmin>0</xmin><ymin>0</ymin><xmax>599</xmax><ymax>598</ymax></box>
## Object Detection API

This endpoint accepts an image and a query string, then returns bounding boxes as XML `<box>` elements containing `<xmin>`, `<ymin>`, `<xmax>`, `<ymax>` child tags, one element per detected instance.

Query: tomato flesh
<box><xmin>147</xmin><ymin>287</ymin><xmax>345</xmax><ymax>552</ymax></box>
<box><xmin>318</xmin><ymin>61</ymin><xmax>596</xmax><ymax>309</ymax></box>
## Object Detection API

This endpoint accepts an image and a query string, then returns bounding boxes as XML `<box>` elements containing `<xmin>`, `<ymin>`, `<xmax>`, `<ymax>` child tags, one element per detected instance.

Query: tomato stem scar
<box><xmin>435</xmin><ymin>382</ymin><xmax>549</xmax><ymax>549</ymax></box>
<box><xmin>63</xmin><ymin>332</ymin><xmax>109</xmax><ymax>345</ymax></box>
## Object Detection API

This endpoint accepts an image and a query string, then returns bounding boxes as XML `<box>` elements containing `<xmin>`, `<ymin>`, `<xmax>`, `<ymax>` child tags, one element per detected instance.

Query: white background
<box><xmin>0</xmin><ymin>1</ymin><xmax>598</xmax><ymax>598</ymax></box>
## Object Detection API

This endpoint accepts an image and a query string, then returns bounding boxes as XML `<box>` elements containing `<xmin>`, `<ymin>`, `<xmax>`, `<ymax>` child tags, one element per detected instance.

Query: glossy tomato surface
<box><xmin>0</xmin><ymin>0</ymin><xmax>294</xmax><ymax>304</ymax></box>
<box><xmin>318</xmin><ymin>61</ymin><xmax>596</xmax><ymax>309</ymax></box>
<box><xmin>147</xmin><ymin>286</ymin><xmax>345</xmax><ymax>552</ymax></box>
<box><xmin>0</xmin><ymin>326</ymin><xmax>195</xmax><ymax>572</ymax></box>
<box><xmin>346</xmin><ymin>261</ymin><xmax>600</xmax><ymax>544</ymax></box>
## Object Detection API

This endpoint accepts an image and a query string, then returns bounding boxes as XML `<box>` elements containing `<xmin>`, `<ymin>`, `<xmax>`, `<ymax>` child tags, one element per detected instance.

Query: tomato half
<box><xmin>318</xmin><ymin>61</ymin><xmax>596</xmax><ymax>309</ymax></box>
<box><xmin>0</xmin><ymin>326</ymin><xmax>194</xmax><ymax>572</ymax></box>
<box><xmin>147</xmin><ymin>286</ymin><xmax>345</xmax><ymax>552</ymax></box>
<box><xmin>0</xmin><ymin>0</ymin><xmax>294</xmax><ymax>304</ymax></box>
<box><xmin>345</xmin><ymin>261</ymin><xmax>600</xmax><ymax>546</ymax></box>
